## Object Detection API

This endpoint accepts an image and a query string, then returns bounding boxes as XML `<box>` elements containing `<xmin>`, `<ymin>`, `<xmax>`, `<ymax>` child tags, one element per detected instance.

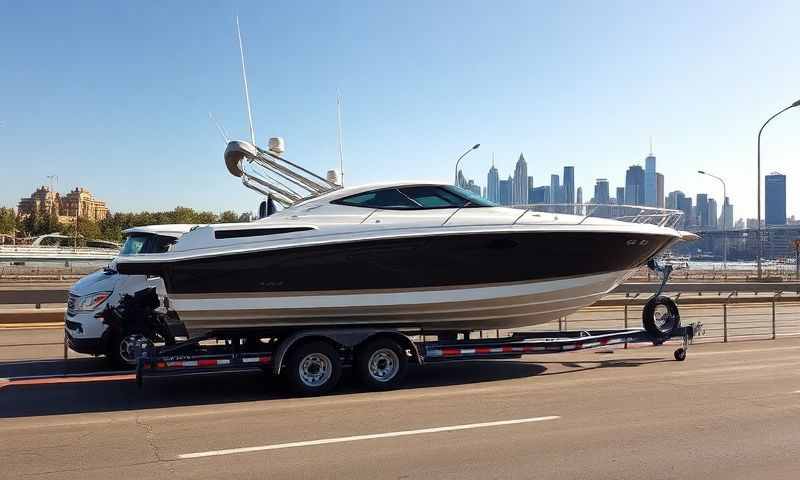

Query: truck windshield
<box><xmin>120</xmin><ymin>234</ymin><xmax>177</xmax><ymax>255</ymax></box>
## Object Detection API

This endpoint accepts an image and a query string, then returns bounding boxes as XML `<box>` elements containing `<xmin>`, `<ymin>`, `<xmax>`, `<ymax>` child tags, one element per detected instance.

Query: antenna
<box><xmin>336</xmin><ymin>92</ymin><xmax>345</xmax><ymax>186</ymax></box>
<box><xmin>236</xmin><ymin>16</ymin><xmax>256</xmax><ymax>146</ymax></box>
<box><xmin>649</xmin><ymin>136</ymin><xmax>654</xmax><ymax>155</ymax></box>
<box><xmin>209</xmin><ymin>112</ymin><xmax>230</xmax><ymax>144</ymax></box>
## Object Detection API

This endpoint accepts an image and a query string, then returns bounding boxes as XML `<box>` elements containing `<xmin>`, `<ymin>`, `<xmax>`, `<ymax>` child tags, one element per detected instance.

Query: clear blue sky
<box><xmin>1</xmin><ymin>0</ymin><xmax>799</xmax><ymax>219</ymax></box>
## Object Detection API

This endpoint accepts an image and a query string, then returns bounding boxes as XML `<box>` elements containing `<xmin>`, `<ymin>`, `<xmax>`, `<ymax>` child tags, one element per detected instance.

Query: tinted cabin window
<box><xmin>399</xmin><ymin>186</ymin><xmax>468</xmax><ymax>208</ymax></box>
<box><xmin>337</xmin><ymin>189</ymin><xmax>417</xmax><ymax>209</ymax></box>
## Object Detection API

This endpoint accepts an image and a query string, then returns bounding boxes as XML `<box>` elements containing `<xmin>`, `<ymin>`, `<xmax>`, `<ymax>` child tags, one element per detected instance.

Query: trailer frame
<box><xmin>135</xmin><ymin>322</ymin><xmax>703</xmax><ymax>389</ymax></box>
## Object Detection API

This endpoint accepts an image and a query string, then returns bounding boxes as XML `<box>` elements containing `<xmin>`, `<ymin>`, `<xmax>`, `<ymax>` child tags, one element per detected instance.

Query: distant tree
<box><xmin>238</xmin><ymin>212</ymin><xmax>253</xmax><ymax>223</ymax></box>
<box><xmin>218</xmin><ymin>210</ymin><xmax>240</xmax><ymax>223</ymax></box>
<box><xmin>0</xmin><ymin>208</ymin><xmax>16</xmax><ymax>235</ymax></box>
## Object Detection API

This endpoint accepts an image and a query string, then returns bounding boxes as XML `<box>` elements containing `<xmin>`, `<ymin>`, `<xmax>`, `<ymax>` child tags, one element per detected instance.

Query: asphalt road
<box><xmin>2</xmin><ymin>327</ymin><xmax>800</xmax><ymax>479</ymax></box>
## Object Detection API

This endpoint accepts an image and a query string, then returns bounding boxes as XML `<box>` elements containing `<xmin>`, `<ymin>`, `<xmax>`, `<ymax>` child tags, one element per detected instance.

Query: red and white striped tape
<box><xmin>147</xmin><ymin>356</ymin><xmax>272</xmax><ymax>369</ymax></box>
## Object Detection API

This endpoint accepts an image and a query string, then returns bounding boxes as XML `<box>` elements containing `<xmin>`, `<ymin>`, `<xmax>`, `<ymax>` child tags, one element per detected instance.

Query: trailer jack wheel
<box><xmin>674</xmin><ymin>348</ymin><xmax>687</xmax><ymax>361</ymax></box>
<box><xmin>642</xmin><ymin>296</ymin><xmax>680</xmax><ymax>341</ymax></box>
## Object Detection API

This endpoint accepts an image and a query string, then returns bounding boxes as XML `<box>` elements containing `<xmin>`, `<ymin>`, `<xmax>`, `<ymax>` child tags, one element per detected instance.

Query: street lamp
<box><xmin>454</xmin><ymin>144</ymin><xmax>481</xmax><ymax>187</ymax></box>
<box><xmin>756</xmin><ymin>99</ymin><xmax>800</xmax><ymax>279</ymax></box>
<box><xmin>698</xmin><ymin>170</ymin><xmax>728</xmax><ymax>271</ymax></box>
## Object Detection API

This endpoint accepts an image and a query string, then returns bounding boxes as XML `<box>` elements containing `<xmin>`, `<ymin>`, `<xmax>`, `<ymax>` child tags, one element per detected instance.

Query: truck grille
<box><xmin>67</xmin><ymin>294</ymin><xmax>78</xmax><ymax>315</ymax></box>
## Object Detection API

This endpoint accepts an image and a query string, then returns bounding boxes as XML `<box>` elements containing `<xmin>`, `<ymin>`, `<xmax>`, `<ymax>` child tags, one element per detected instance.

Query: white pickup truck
<box><xmin>64</xmin><ymin>224</ymin><xmax>195</xmax><ymax>367</ymax></box>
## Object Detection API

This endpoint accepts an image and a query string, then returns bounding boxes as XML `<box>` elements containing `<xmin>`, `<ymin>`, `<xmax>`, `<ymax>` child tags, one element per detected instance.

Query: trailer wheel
<box><xmin>107</xmin><ymin>331</ymin><xmax>153</xmax><ymax>369</ymax></box>
<box><xmin>356</xmin><ymin>338</ymin><xmax>408</xmax><ymax>390</ymax></box>
<box><xmin>642</xmin><ymin>296</ymin><xmax>680</xmax><ymax>341</ymax></box>
<box><xmin>285</xmin><ymin>341</ymin><xmax>342</xmax><ymax>395</ymax></box>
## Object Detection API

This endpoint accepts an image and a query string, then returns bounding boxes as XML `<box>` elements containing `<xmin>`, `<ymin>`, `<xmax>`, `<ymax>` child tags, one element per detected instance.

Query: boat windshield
<box><xmin>441</xmin><ymin>185</ymin><xmax>497</xmax><ymax>207</ymax></box>
<box><xmin>335</xmin><ymin>185</ymin><xmax>498</xmax><ymax>210</ymax></box>
<box><xmin>120</xmin><ymin>234</ymin><xmax>178</xmax><ymax>255</ymax></box>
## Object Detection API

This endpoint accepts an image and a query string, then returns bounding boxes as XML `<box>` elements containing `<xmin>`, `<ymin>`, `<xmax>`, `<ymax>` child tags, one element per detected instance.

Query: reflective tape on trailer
<box><xmin>425</xmin><ymin>336</ymin><xmax>627</xmax><ymax>359</ymax></box>
<box><xmin>146</xmin><ymin>356</ymin><xmax>272</xmax><ymax>369</ymax></box>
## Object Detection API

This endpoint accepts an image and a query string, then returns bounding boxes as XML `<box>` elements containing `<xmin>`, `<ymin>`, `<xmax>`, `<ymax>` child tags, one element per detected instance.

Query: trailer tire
<box><xmin>285</xmin><ymin>341</ymin><xmax>342</xmax><ymax>395</ymax></box>
<box><xmin>106</xmin><ymin>330</ymin><xmax>153</xmax><ymax>369</ymax></box>
<box><xmin>642</xmin><ymin>296</ymin><xmax>680</xmax><ymax>341</ymax></box>
<box><xmin>355</xmin><ymin>337</ymin><xmax>408</xmax><ymax>391</ymax></box>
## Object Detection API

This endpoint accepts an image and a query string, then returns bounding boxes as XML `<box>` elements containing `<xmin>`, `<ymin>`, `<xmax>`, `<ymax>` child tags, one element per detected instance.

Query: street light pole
<box><xmin>757</xmin><ymin>99</ymin><xmax>800</xmax><ymax>279</ymax></box>
<box><xmin>454</xmin><ymin>144</ymin><xmax>481</xmax><ymax>187</ymax></box>
<box><xmin>698</xmin><ymin>170</ymin><xmax>728</xmax><ymax>271</ymax></box>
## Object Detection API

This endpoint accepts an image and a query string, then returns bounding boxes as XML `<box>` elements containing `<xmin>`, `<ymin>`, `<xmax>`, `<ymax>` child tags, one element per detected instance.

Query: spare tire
<box><xmin>642</xmin><ymin>296</ymin><xmax>680</xmax><ymax>341</ymax></box>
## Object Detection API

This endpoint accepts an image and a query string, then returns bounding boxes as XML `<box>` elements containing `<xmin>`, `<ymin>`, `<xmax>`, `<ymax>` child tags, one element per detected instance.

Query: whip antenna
<box><xmin>209</xmin><ymin>112</ymin><xmax>230</xmax><ymax>144</ymax></box>
<box><xmin>236</xmin><ymin>16</ymin><xmax>256</xmax><ymax>146</ymax></box>
<box><xmin>336</xmin><ymin>92</ymin><xmax>344</xmax><ymax>186</ymax></box>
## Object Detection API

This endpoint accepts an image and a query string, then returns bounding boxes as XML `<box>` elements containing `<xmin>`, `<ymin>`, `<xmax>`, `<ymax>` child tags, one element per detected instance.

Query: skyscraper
<box><xmin>696</xmin><ymin>193</ymin><xmax>709</xmax><ymax>227</ymax></box>
<box><xmin>594</xmin><ymin>179</ymin><xmax>610</xmax><ymax>204</ymax></box>
<box><xmin>576</xmin><ymin>186</ymin><xmax>583</xmax><ymax>204</ymax></box>
<box><xmin>665</xmin><ymin>191</ymin><xmax>681</xmax><ymax>210</ymax></box>
<box><xmin>656</xmin><ymin>173</ymin><xmax>665</xmax><ymax>208</ymax></box>
<box><xmin>456</xmin><ymin>170</ymin><xmax>467</xmax><ymax>189</ymax></box>
<box><xmin>563</xmin><ymin>166</ymin><xmax>575</xmax><ymax>204</ymax></box>
<box><xmin>721</xmin><ymin>197</ymin><xmax>734</xmax><ymax>229</ymax></box>
<box><xmin>708</xmin><ymin>198</ymin><xmax>718</xmax><ymax>229</ymax></box>
<box><xmin>550</xmin><ymin>174</ymin><xmax>560</xmax><ymax>203</ymax></box>
<box><xmin>625</xmin><ymin>165</ymin><xmax>645</xmax><ymax>205</ymax></box>
<box><xmin>615</xmin><ymin>187</ymin><xmax>625</xmax><ymax>205</ymax></box>
<box><xmin>486</xmin><ymin>161</ymin><xmax>499</xmax><ymax>203</ymax></box>
<box><xmin>498</xmin><ymin>176</ymin><xmax>513</xmax><ymax>206</ymax></box>
<box><xmin>644</xmin><ymin>152</ymin><xmax>657</xmax><ymax>207</ymax></box>
<box><xmin>531</xmin><ymin>186</ymin><xmax>549</xmax><ymax>204</ymax></box>
<box><xmin>677</xmin><ymin>195</ymin><xmax>693</xmax><ymax>228</ymax></box>
<box><xmin>765</xmin><ymin>172</ymin><xmax>787</xmax><ymax>226</ymax></box>
<box><xmin>512</xmin><ymin>154</ymin><xmax>528</xmax><ymax>205</ymax></box>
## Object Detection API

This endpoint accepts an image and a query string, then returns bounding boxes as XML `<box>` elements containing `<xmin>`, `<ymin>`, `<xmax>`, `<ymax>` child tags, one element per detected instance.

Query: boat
<box><xmin>115</xmin><ymin>140</ymin><xmax>694</xmax><ymax>336</ymax></box>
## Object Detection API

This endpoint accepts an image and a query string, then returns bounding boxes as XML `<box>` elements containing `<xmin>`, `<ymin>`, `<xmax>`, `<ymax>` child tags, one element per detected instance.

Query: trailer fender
<box><xmin>273</xmin><ymin>329</ymin><xmax>422</xmax><ymax>376</ymax></box>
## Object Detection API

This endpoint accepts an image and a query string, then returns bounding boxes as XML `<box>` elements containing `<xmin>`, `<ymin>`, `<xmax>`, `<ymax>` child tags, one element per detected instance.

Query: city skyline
<box><xmin>452</xmin><ymin>148</ymin><xmax>795</xmax><ymax>230</ymax></box>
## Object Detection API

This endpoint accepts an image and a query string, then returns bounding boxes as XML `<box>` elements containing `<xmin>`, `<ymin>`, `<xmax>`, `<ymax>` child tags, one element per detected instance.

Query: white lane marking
<box><xmin>794</xmin><ymin>390</ymin><xmax>800</xmax><ymax>394</ymax></box>
<box><xmin>178</xmin><ymin>416</ymin><xmax>560</xmax><ymax>459</ymax></box>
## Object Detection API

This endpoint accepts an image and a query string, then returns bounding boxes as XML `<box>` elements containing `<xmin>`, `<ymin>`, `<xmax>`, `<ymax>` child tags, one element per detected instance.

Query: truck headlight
<box><xmin>74</xmin><ymin>292</ymin><xmax>112</xmax><ymax>311</ymax></box>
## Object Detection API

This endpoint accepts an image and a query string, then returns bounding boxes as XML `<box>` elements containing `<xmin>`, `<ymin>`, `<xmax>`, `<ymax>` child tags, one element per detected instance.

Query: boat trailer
<box><xmin>135</xmin><ymin>322</ymin><xmax>703</xmax><ymax>389</ymax></box>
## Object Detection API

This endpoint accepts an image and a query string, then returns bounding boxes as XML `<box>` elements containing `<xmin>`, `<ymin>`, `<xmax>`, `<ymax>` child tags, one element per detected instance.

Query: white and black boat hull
<box><xmin>171</xmin><ymin>269</ymin><xmax>636</xmax><ymax>335</ymax></box>
<box><xmin>119</xmin><ymin>230</ymin><xmax>676</xmax><ymax>335</ymax></box>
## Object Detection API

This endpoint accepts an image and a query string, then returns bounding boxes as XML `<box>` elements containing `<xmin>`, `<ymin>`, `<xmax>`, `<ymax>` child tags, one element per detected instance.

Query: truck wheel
<box><xmin>107</xmin><ymin>332</ymin><xmax>152</xmax><ymax>369</ymax></box>
<box><xmin>356</xmin><ymin>338</ymin><xmax>408</xmax><ymax>391</ymax></box>
<box><xmin>285</xmin><ymin>341</ymin><xmax>342</xmax><ymax>395</ymax></box>
<box><xmin>642</xmin><ymin>296</ymin><xmax>680</xmax><ymax>341</ymax></box>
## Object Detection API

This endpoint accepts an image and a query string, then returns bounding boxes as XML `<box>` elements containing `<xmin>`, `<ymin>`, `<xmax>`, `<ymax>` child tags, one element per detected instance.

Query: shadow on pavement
<box><xmin>0</xmin><ymin>355</ymin><xmax>667</xmax><ymax>418</ymax></box>
<box><xmin>0</xmin><ymin>357</ymin><xmax>110</xmax><ymax>378</ymax></box>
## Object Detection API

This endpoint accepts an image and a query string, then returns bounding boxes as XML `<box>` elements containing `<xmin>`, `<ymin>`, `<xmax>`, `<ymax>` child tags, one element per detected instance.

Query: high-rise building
<box><xmin>616</xmin><ymin>187</ymin><xmax>625</xmax><ymax>205</ymax></box>
<box><xmin>499</xmin><ymin>176</ymin><xmax>513</xmax><ymax>206</ymax></box>
<box><xmin>531</xmin><ymin>186</ymin><xmax>549</xmax><ymax>204</ymax></box>
<box><xmin>656</xmin><ymin>173</ymin><xmax>665</xmax><ymax>208</ymax></box>
<box><xmin>765</xmin><ymin>172</ymin><xmax>787</xmax><ymax>225</ymax></box>
<box><xmin>550</xmin><ymin>174</ymin><xmax>560</xmax><ymax>203</ymax></box>
<box><xmin>625</xmin><ymin>165</ymin><xmax>645</xmax><ymax>205</ymax></box>
<box><xmin>456</xmin><ymin>170</ymin><xmax>467</xmax><ymax>189</ymax></box>
<box><xmin>644</xmin><ymin>153</ymin><xmax>657</xmax><ymax>207</ymax></box>
<box><xmin>512</xmin><ymin>154</ymin><xmax>528</xmax><ymax>205</ymax></box>
<box><xmin>676</xmin><ymin>195</ymin><xmax>693</xmax><ymax>228</ymax></box>
<box><xmin>465</xmin><ymin>179</ymin><xmax>481</xmax><ymax>197</ymax></box>
<box><xmin>563</xmin><ymin>166</ymin><xmax>575</xmax><ymax>204</ymax></box>
<box><xmin>594</xmin><ymin>179</ymin><xmax>610</xmax><ymax>204</ymax></box>
<box><xmin>708</xmin><ymin>198</ymin><xmax>718</xmax><ymax>229</ymax></box>
<box><xmin>721</xmin><ymin>197</ymin><xmax>734</xmax><ymax>229</ymax></box>
<box><xmin>696</xmin><ymin>193</ymin><xmax>709</xmax><ymax>226</ymax></box>
<box><xmin>486</xmin><ymin>162</ymin><xmax>499</xmax><ymax>203</ymax></box>
<box><xmin>576</xmin><ymin>187</ymin><xmax>583</xmax><ymax>204</ymax></box>
<box><xmin>665</xmin><ymin>190</ymin><xmax>683</xmax><ymax>210</ymax></box>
